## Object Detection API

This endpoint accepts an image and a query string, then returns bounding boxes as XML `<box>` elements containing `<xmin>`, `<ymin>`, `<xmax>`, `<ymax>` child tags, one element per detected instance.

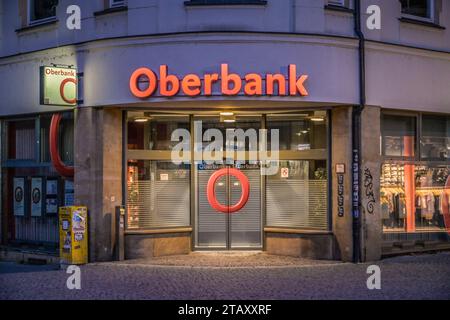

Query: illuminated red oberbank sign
<box><xmin>129</xmin><ymin>64</ymin><xmax>309</xmax><ymax>98</ymax></box>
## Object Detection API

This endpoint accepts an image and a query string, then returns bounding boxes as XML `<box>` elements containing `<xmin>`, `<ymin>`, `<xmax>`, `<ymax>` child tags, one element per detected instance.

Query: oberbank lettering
<box><xmin>129</xmin><ymin>64</ymin><xmax>308</xmax><ymax>98</ymax></box>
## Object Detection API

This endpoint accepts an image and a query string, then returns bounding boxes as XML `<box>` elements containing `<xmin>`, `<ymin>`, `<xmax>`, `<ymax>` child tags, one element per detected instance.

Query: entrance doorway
<box><xmin>194</xmin><ymin>116</ymin><xmax>263</xmax><ymax>249</ymax></box>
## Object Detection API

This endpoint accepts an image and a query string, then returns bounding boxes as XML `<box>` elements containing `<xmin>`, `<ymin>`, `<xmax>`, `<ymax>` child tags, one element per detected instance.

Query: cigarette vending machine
<box><xmin>59</xmin><ymin>206</ymin><xmax>88</xmax><ymax>265</ymax></box>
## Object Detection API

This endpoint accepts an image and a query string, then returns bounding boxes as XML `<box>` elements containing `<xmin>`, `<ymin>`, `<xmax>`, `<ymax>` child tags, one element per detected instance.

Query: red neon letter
<box><xmin>160</xmin><ymin>65</ymin><xmax>180</xmax><ymax>97</ymax></box>
<box><xmin>182</xmin><ymin>74</ymin><xmax>201</xmax><ymax>96</ymax></box>
<box><xmin>204</xmin><ymin>73</ymin><xmax>219</xmax><ymax>96</ymax></box>
<box><xmin>266</xmin><ymin>74</ymin><xmax>286</xmax><ymax>95</ymax></box>
<box><xmin>244</xmin><ymin>73</ymin><xmax>262</xmax><ymax>96</ymax></box>
<box><xmin>289</xmin><ymin>64</ymin><xmax>308</xmax><ymax>96</ymax></box>
<box><xmin>221</xmin><ymin>64</ymin><xmax>242</xmax><ymax>95</ymax></box>
<box><xmin>129</xmin><ymin>67</ymin><xmax>157</xmax><ymax>98</ymax></box>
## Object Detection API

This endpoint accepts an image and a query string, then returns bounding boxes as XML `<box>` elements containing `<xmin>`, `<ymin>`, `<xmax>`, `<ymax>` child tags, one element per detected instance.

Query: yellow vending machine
<box><xmin>59</xmin><ymin>206</ymin><xmax>88</xmax><ymax>265</ymax></box>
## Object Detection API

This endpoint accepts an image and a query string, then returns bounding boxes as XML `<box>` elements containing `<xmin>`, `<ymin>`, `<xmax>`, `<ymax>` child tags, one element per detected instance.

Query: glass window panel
<box><xmin>127</xmin><ymin>114</ymin><xmax>189</xmax><ymax>151</ymax></box>
<box><xmin>266</xmin><ymin>113</ymin><xmax>327</xmax><ymax>151</ymax></box>
<box><xmin>421</xmin><ymin>115</ymin><xmax>450</xmax><ymax>160</ymax></box>
<box><xmin>382</xmin><ymin>114</ymin><xmax>416</xmax><ymax>157</ymax></box>
<box><xmin>381</xmin><ymin>163</ymin><xmax>450</xmax><ymax>233</ymax></box>
<box><xmin>126</xmin><ymin>160</ymin><xmax>190</xmax><ymax>229</ymax></box>
<box><xmin>29</xmin><ymin>0</ymin><xmax>58</xmax><ymax>22</ymax></box>
<box><xmin>266</xmin><ymin>160</ymin><xmax>328</xmax><ymax>230</ymax></box>
<box><xmin>400</xmin><ymin>0</ymin><xmax>432</xmax><ymax>19</ymax></box>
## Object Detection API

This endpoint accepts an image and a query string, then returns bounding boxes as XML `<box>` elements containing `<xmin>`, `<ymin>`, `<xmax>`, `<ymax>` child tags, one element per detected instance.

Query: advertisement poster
<box><xmin>46</xmin><ymin>198</ymin><xmax>58</xmax><ymax>214</ymax></box>
<box><xmin>46</xmin><ymin>179</ymin><xmax>58</xmax><ymax>195</ymax></box>
<box><xmin>13</xmin><ymin>177</ymin><xmax>25</xmax><ymax>216</ymax></box>
<box><xmin>31</xmin><ymin>177</ymin><xmax>43</xmax><ymax>217</ymax></box>
<box><xmin>64</xmin><ymin>180</ymin><xmax>75</xmax><ymax>206</ymax></box>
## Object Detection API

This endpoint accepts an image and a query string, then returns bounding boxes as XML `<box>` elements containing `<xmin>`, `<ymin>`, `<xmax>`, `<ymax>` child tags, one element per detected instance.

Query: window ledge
<box><xmin>125</xmin><ymin>227</ymin><xmax>193</xmax><ymax>235</ymax></box>
<box><xmin>324</xmin><ymin>4</ymin><xmax>354</xmax><ymax>14</ymax></box>
<box><xmin>15</xmin><ymin>19</ymin><xmax>58</xmax><ymax>33</ymax></box>
<box><xmin>264</xmin><ymin>227</ymin><xmax>332</xmax><ymax>235</ymax></box>
<box><xmin>399</xmin><ymin>17</ymin><xmax>445</xmax><ymax>30</ymax></box>
<box><xmin>94</xmin><ymin>6</ymin><xmax>128</xmax><ymax>17</ymax></box>
<box><xmin>184</xmin><ymin>0</ymin><xmax>267</xmax><ymax>7</ymax></box>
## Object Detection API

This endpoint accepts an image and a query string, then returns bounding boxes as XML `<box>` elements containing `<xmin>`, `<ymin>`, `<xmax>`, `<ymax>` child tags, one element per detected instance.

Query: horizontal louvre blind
<box><xmin>266</xmin><ymin>179</ymin><xmax>328</xmax><ymax>230</ymax></box>
<box><xmin>127</xmin><ymin>162</ymin><xmax>190</xmax><ymax>229</ymax></box>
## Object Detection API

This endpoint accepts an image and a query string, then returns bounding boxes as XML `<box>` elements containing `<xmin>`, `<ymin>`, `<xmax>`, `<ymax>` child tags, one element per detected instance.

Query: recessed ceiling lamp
<box><xmin>134</xmin><ymin>116</ymin><xmax>152</xmax><ymax>123</ymax></box>
<box><xmin>220</xmin><ymin>111</ymin><xmax>234</xmax><ymax>116</ymax></box>
<box><xmin>310</xmin><ymin>117</ymin><xmax>324</xmax><ymax>122</ymax></box>
<box><xmin>220</xmin><ymin>112</ymin><xmax>236</xmax><ymax>123</ymax></box>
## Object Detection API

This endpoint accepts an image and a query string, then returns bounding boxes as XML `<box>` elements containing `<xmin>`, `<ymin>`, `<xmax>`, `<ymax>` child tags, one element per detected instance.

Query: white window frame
<box><xmin>27</xmin><ymin>0</ymin><xmax>57</xmax><ymax>26</ymax></box>
<box><xmin>401</xmin><ymin>0</ymin><xmax>435</xmax><ymax>23</ymax></box>
<box><xmin>110</xmin><ymin>0</ymin><xmax>127</xmax><ymax>8</ymax></box>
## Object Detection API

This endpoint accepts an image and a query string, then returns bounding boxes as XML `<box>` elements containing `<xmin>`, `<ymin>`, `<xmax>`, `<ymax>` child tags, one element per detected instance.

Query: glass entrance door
<box><xmin>195</xmin><ymin>116</ymin><xmax>262</xmax><ymax>249</ymax></box>
<box><xmin>196</xmin><ymin>162</ymin><xmax>262</xmax><ymax>249</ymax></box>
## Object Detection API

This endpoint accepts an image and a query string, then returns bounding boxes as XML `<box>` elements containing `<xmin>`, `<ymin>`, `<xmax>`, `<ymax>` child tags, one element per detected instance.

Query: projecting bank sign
<box><xmin>129</xmin><ymin>64</ymin><xmax>309</xmax><ymax>98</ymax></box>
<box><xmin>40</xmin><ymin>66</ymin><xmax>77</xmax><ymax>106</ymax></box>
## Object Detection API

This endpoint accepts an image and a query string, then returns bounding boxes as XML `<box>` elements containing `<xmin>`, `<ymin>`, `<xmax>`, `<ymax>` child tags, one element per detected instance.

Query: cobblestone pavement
<box><xmin>0</xmin><ymin>251</ymin><xmax>449</xmax><ymax>300</ymax></box>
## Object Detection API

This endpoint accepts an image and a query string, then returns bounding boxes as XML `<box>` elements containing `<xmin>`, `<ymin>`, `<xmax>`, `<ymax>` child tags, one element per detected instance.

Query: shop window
<box><xmin>400</xmin><ymin>0</ymin><xmax>435</xmax><ymax>22</ymax></box>
<box><xmin>266</xmin><ymin>112</ymin><xmax>327</xmax><ymax>151</ymax></box>
<box><xmin>126</xmin><ymin>161</ymin><xmax>190</xmax><ymax>229</ymax></box>
<box><xmin>127</xmin><ymin>114</ymin><xmax>189</xmax><ymax>151</ymax></box>
<box><xmin>28</xmin><ymin>0</ymin><xmax>58</xmax><ymax>24</ymax></box>
<box><xmin>381</xmin><ymin>114</ymin><xmax>417</xmax><ymax>158</ymax></box>
<box><xmin>7</xmin><ymin>120</ymin><xmax>36</xmax><ymax>161</ymax></box>
<box><xmin>266</xmin><ymin>160</ymin><xmax>328</xmax><ymax>230</ymax></box>
<box><xmin>381</xmin><ymin>163</ymin><xmax>450</xmax><ymax>233</ymax></box>
<box><xmin>421</xmin><ymin>115</ymin><xmax>450</xmax><ymax>161</ymax></box>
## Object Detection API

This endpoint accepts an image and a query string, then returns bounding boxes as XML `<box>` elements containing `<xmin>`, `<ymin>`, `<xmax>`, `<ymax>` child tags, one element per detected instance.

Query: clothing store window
<box><xmin>380</xmin><ymin>113</ymin><xmax>450</xmax><ymax>235</ymax></box>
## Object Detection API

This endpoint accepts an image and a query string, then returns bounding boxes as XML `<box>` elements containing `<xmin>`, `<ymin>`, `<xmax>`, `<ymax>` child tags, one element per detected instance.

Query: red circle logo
<box><xmin>206</xmin><ymin>168</ymin><xmax>250</xmax><ymax>214</ymax></box>
<box><xmin>59</xmin><ymin>78</ymin><xmax>77</xmax><ymax>104</ymax></box>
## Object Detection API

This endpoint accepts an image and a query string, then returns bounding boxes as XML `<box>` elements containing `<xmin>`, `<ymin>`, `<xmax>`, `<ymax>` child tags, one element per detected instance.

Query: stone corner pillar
<box><xmin>74</xmin><ymin>107</ymin><xmax>123</xmax><ymax>262</ymax></box>
<box><xmin>331</xmin><ymin>106</ymin><xmax>354</xmax><ymax>262</ymax></box>
<box><xmin>360</xmin><ymin>106</ymin><xmax>382</xmax><ymax>262</ymax></box>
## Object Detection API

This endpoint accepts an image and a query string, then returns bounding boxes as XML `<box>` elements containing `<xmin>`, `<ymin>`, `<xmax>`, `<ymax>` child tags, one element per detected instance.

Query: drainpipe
<box><xmin>352</xmin><ymin>0</ymin><xmax>366</xmax><ymax>263</ymax></box>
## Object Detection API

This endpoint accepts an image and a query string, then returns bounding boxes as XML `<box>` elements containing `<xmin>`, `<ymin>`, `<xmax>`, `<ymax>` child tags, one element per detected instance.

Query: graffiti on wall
<box><xmin>364</xmin><ymin>168</ymin><xmax>376</xmax><ymax>214</ymax></box>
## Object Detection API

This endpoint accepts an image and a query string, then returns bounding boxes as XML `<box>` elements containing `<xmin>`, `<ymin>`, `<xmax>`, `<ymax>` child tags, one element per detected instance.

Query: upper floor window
<box><xmin>28</xmin><ymin>0</ymin><xmax>58</xmax><ymax>24</ymax></box>
<box><xmin>110</xmin><ymin>0</ymin><xmax>127</xmax><ymax>8</ymax></box>
<box><xmin>400</xmin><ymin>0</ymin><xmax>435</xmax><ymax>22</ymax></box>
<box><xmin>328</xmin><ymin>0</ymin><xmax>345</xmax><ymax>6</ymax></box>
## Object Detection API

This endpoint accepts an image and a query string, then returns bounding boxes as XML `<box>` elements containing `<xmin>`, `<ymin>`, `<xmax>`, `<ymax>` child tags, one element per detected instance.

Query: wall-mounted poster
<box><xmin>46</xmin><ymin>179</ymin><xmax>58</xmax><ymax>195</ymax></box>
<box><xmin>31</xmin><ymin>177</ymin><xmax>44</xmax><ymax>217</ymax></box>
<box><xmin>46</xmin><ymin>198</ymin><xmax>59</xmax><ymax>215</ymax></box>
<box><xmin>13</xmin><ymin>177</ymin><xmax>26</xmax><ymax>216</ymax></box>
<box><xmin>64</xmin><ymin>180</ymin><xmax>74</xmax><ymax>206</ymax></box>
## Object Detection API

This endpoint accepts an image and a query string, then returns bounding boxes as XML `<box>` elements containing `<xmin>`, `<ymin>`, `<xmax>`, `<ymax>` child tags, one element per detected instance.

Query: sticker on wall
<box><xmin>160</xmin><ymin>173</ymin><xmax>169</xmax><ymax>181</ymax></box>
<box><xmin>281</xmin><ymin>167</ymin><xmax>289</xmax><ymax>178</ymax></box>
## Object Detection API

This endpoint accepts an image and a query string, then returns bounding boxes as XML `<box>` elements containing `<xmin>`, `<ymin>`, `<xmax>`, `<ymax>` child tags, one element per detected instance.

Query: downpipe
<box><xmin>352</xmin><ymin>0</ymin><xmax>366</xmax><ymax>263</ymax></box>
